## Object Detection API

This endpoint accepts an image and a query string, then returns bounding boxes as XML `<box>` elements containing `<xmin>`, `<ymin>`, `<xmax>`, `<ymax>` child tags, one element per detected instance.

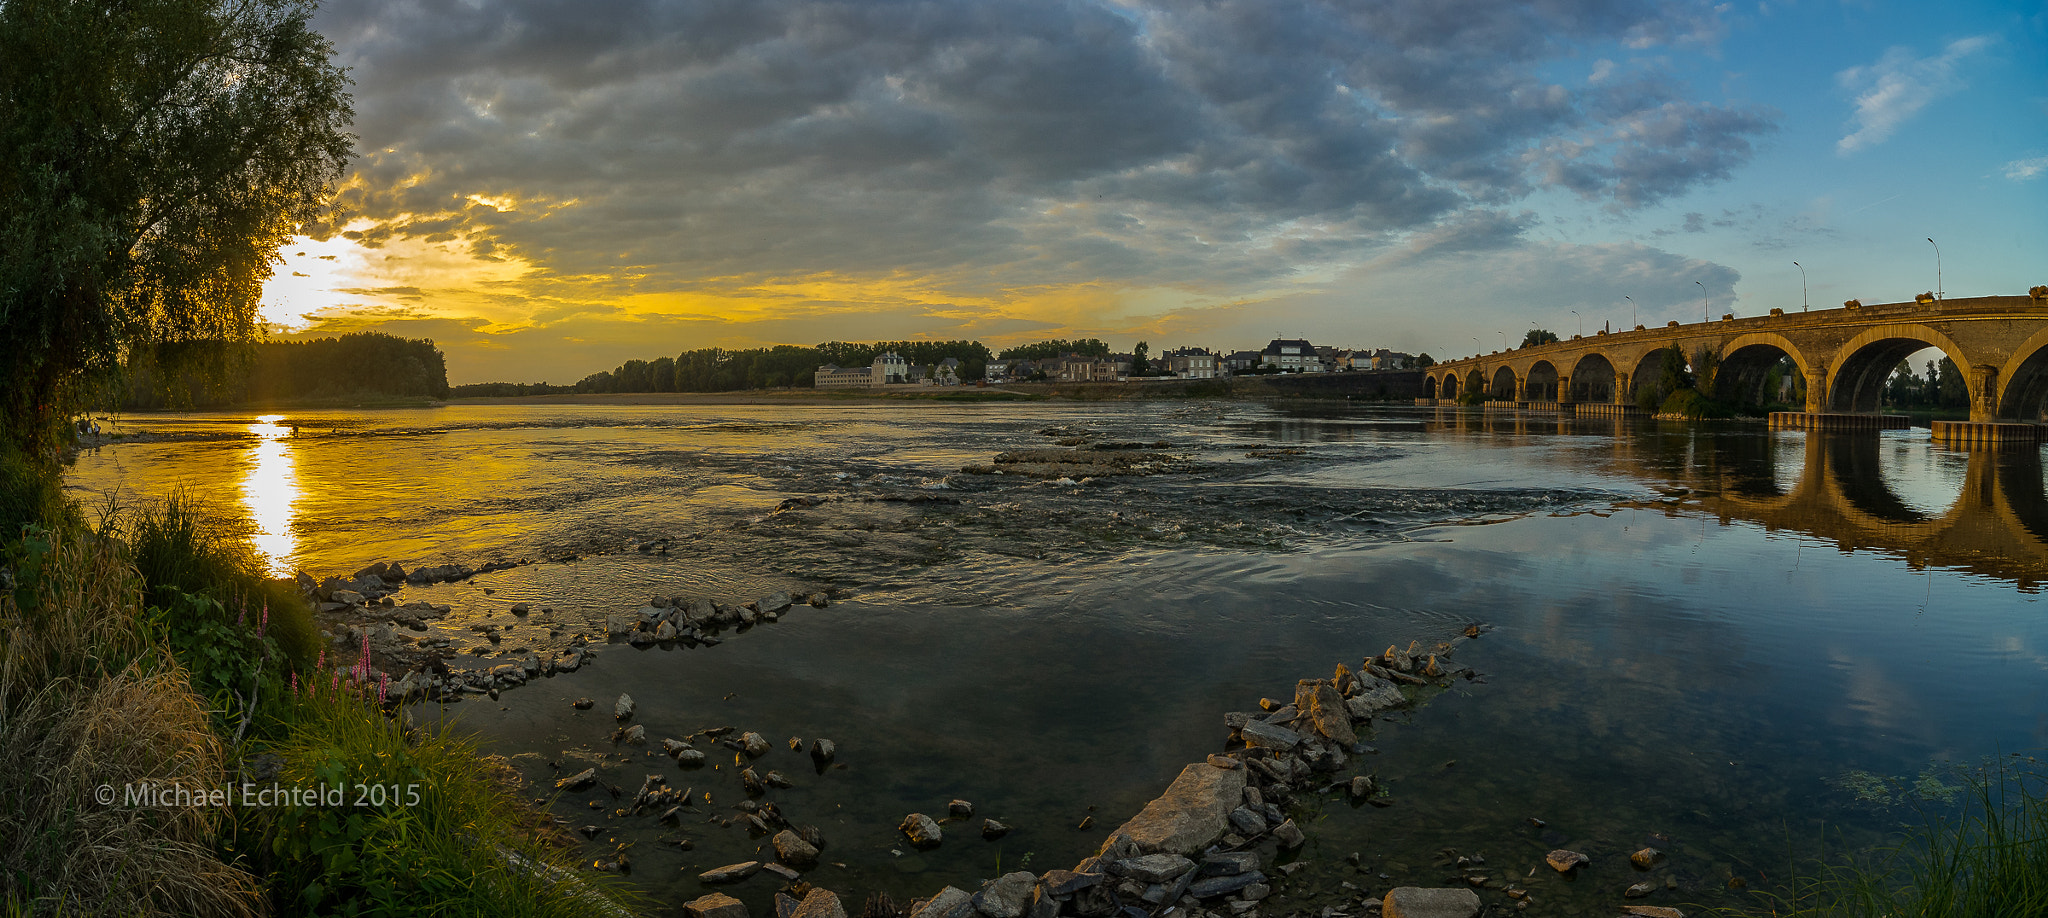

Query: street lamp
<box><xmin>1571</xmin><ymin>309</ymin><xmax>1580</xmax><ymax>337</ymax></box>
<box><xmin>1624</xmin><ymin>295</ymin><xmax>1634</xmax><ymax>328</ymax></box>
<box><xmin>1927</xmin><ymin>238</ymin><xmax>1942</xmax><ymax>301</ymax></box>
<box><xmin>1792</xmin><ymin>262</ymin><xmax>1807</xmax><ymax>311</ymax></box>
<box><xmin>1697</xmin><ymin>281</ymin><xmax>1708</xmax><ymax>322</ymax></box>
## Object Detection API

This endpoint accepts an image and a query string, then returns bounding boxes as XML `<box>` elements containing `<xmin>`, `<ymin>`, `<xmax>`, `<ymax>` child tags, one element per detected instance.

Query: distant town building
<box><xmin>1223</xmin><ymin>350</ymin><xmax>1262</xmax><ymax>374</ymax></box>
<box><xmin>1261</xmin><ymin>338</ymin><xmax>1322</xmax><ymax>372</ymax></box>
<box><xmin>1164</xmin><ymin>347</ymin><xmax>1218</xmax><ymax>379</ymax></box>
<box><xmin>812</xmin><ymin>352</ymin><xmax>917</xmax><ymax>389</ymax></box>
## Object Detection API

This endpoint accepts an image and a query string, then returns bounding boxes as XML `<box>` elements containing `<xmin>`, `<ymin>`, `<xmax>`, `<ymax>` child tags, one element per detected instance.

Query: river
<box><xmin>63</xmin><ymin>401</ymin><xmax>2048</xmax><ymax>916</ymax></box>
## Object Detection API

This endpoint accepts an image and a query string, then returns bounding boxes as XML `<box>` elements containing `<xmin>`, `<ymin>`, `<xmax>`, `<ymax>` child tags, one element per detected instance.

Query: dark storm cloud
<box><xmin>313</xmin><ymin>0</ymin><xmax>1774</xmax><ymax>297</ymax></box>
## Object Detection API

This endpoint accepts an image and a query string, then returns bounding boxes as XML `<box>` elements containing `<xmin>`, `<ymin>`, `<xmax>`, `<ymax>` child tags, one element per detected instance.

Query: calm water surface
<box><xmin>65</xmin><ymin>402</ymin><xmax>2048</xmax><ymax>916</ymax></box>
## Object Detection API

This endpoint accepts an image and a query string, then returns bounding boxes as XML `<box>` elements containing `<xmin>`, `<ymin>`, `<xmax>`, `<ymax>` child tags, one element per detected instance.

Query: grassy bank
<box><xmin>1728</xmin><ymin>760</ymin><xmax>2048</xmax><ymax>918</ymax></box>
<box><xmin>0</xmin><ymin>493</ymin><xmax>634</xmax><ymax>916</ymax></box>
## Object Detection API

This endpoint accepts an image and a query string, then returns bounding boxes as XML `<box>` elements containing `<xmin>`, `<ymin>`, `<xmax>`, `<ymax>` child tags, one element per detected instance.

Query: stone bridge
<box><xmin>1420</xmin><ymin>291</ymin><xmax>2048</xmax><ymax>427</ymax></box>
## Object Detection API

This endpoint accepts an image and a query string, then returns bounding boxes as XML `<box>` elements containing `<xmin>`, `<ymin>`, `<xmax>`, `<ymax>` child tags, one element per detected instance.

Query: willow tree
<box><xmin>0</xmin><ymin>0</ymin><xmax>353</xmax><ymax>455</ymax></box>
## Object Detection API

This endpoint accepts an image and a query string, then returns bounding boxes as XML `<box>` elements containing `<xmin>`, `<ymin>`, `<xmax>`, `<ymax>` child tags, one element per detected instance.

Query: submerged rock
<box><xmin>1546</xmin><ymin>849</ymin><xmax>1589</xmax><ymax>873</ymax></box>
<box><xmin>742</xmin><ymin>732</ymin><xmax>770</xmax><ymax>757</ymax></box>
<box><xmin>809</xmin><ymin>738</ymin><xmax>837</xmax><ymax>764</ymax></box>
<box><xmin>700</xmin><ymin>861</ymin><xmax>762</xmax><ymax>884</ymax></box>
<box><xmin>1631</xmin><ymin>847</ymin><xmax>1666</xmax><ymax>869</ymax></box>
<box><xmin>615</xmin><ymin>694</ymin><xmax>636</xmax><ymax>721</ymax></box>
<box><xmin>910</xmin><ymin>888</ymin><xmax>973</xmax><ymax>918</ymax></box>
<box><xmin>773</xmin><ymin>829</ymin><xmax>819</xmax><ymax>867</ymax></box>
<box><xmin>949</xmin><ymin>799</ymin><xmax>974</xmax><ymax>818</ymax></box>
<box><xmin>980</xmin><ymin>818</ymin><xmax>1010</xmax><ymax>840</ymax></box>
<box><xmin>900</xmin><ymin>813</ymin><xmax>943</xmax><ymax>848</ymax></box>
<box><xmin>1381</xmin><ymin>887</ymin><xmax>1479</xmax><ymax>918</ymax></box>
<box><xmin>555</xmin><ymin>768</ymin><xmax>597</xmax><ymax>791</ymax></box>
<box><xmin>790</xmin><ymin>889</ymin><xmax>846</xmax><ymax>918</ymax></box>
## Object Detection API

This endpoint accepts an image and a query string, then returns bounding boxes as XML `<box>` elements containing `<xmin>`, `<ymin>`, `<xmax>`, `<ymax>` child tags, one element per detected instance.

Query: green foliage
<box><xmin>1414</xmin><ymin>353</ymin><xmax>1435</xmax><ymax>368</ymax></box>
<box><xmin>1658</xmin><ymin>388</ymin><xmax>1733</xmax><ymax>419</ymax></box>
<box><xmin>145</xmin><ymin>588</ymin><xmax>291</xmax><ymax>738</ymax></box>
<box><xmin>1691</xmin><ymin>344</ymin><xmax>1723</xmax><ymax>394</ymax></box>
<box><xmin>123</xmin><ymin>333</ymin><xmax>450</xmax><ymax>409</ymax></box>
<box><xmin>1884</xmin><ymin>358</ymin><xmax>1969</xmax><ymax>410</ymax></box>
<box><xmin>121</xmin><ymin>495</ymin><xmax>319</xmax><ymax>669</ymax></box>
<box><xmin>1637</xmin><ymin>343</ymin><xmax>1694</xmax><ymax>410</ymax></box>
<box><xmin>0</xmin><ymin>444</ymin><xmax>72</xmax><ymax>539</ymax></box>
<box><xmin>1521</xmin><ymin>329</ymin><xmax>1560</xmax><ymax>348</ymax></box>
<box><xmin>566</xmin><ymin>340</ymin><xmax>995</xmax><ymax>393</ymax></box>
<box><xmin>258</xmin><ymin>694</ymin><xmax>636</xmax><ymax>917</ymax></box>
<box><xmin>999</xmin><ymin>339</ymin><xmax>1113</xmax><ymax>361</ymax></box>
<box><xmin>1455</xmin><ymin>384</ymin><xmax>1486</xmax><ymax>406</ymax></box>
<box><xmin>0</xmin><ymin>0</ymin><xmax>354</xmax><ymax>455</ymax></box>
<box><xmin>1132</xmin><ymin>342</ymin><xmax>1151</xmax><ymax>376</ymax></box>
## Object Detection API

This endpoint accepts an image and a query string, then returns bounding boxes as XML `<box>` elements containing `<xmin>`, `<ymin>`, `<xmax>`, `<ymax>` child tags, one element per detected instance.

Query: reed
<box><xmin>1732</xmin><ymin>759</ymin><xmax>2048</xmax><ymax>918</ymax></box>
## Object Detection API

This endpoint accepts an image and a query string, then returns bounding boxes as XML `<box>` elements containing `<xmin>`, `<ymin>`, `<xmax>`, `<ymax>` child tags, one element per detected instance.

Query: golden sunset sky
<box><xmin>262</xmin><ymin>0</ymin><xmax>2047</xmax><ymax>384</ymax></box>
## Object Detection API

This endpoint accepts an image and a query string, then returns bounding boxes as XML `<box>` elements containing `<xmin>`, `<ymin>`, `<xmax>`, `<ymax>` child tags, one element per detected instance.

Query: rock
<box><xmin>1243</xmin><ymin>882</ymin><xmax>1270</xmax><ymax>901</ymax></box>
<box><xmin>489</xmin><ymin>663</ymin><xmax>526</xmax><ymax>686</ymax></box>
<box><xmin>1631</xmin><ymin>847</ymin><xmax>1665</xmax><ymax>869</ymax></box>
<box><xmin>555</xmin><ymin>768</ymin><xmax>597</xmax><ymax>791</ymax></box>
<box><xmin>656</xmin><ymin>620</ymin><xmax>678</xmax><ymax>640</ymax></box>
<box><xmin>950</xmin><ymin>799</ymin><xmax>975</xmax><ymax>818</ymax></box>
<box><xmin>615</xmin><ymin>694</ymin><xmax>635</xmax><ymax>720</ymax></box>
<box><xmin>741</xmin><ymin>768</ymin><xmax>766</xmax><ymax>795</ymax></box>
<box><xmin>742</xmin><ymin>732</ymin><xmax>770</xmax><ymax>757</ymax></box>
<box><xmin>605</xmin><ymin>612</ymin><xmax>635</xmax><ymax>635</ymax></box>
<box><xmin>758</xmin><ymin>591</ymin><xmax>794</xmax><ymax>614</ymax></box>
<box><xmin>1349</xmin><ymin>775</ymin><xmax>1376</xmax><ymax>799</ymax></box>
<box><xmin>1239</xmin><ymin>720</ymin><xmax>1301</xmax><ymax>752</ymax></box>
<box><xmin>807</xmin><ymin>592</ymin><xmax>830</xmax><ymax>607</ymax></box>
<box><xmin>628</xmin><ymin>631</ymin><xmax>656</xmax><ymax>647</ymax></box>
<box><xmin>1333</xmin><ymin>662</ymin><xmax>1356</xmax><ymax>695</ymax></box>
<box><xmin>791</xmin><ymin>889</ymin><xmax>846</xmax><ymax>918</ymax></box>
<box><xmin>974</xmin><ymin>871</ymin><xmax>1036</xmax><ymax>918</ymax></box>
<box><xmin>1040</xmin><ymin>870</ymin><xmax>1100</xmax><ymax>896</ymax></box>
<box><xmin>1623</xmin><ymin>909</ymin><xmax>1686</xmax><ymax>918</ymax></box>
<box><xmin>620</xmin><ymin>724</ymin><xmax>646</xmax><ymax>744</ymax></box>
<box><xmin>1114</xmin><ymin>854</ymin><xmax>1195</xmax><ymax>884</ymax></box>
<box><xmin>331</xmin><ymin>590</ymin><xmax>365</xmax><ymax>606</ymax></box>
<box><xmin>700</xmin><ymin>861</ymin><xmax>763</xmax><ymax>883</ymax></box>
<box><xmin>764</xmin><ymin>770</ymin><xmax>791</xmax><ymax>788</ymax></box>
<box><xmin>772</xmin><ymin>829</ymin><xmax>819</xmax><ymax>867</ymax></box>
<box><xmin>509</xmin><ymin>603</ymin><xmax>529</xmax><ymax>615</ymax></box>
<box><xmin>1201</xmin><ymin>852</ymin><xmax>1259</xmax><ymax>876</ymax></box>
<box><xmin>662</xmin><ymin>738</ymin><xmax>692</xmax><ymax>756</ymax></box>
<box><xmin>1625</xmin><ymin>881</ymin><xmax>1656</xmax><ymax>899</ymax></box>
<box><xmin>762</xmin><ymin>863</ymin><xmax>800</xmax><ymax>881</ymax></box>
<box><xmin>1270</xmin><ymin>819</ymin><xmax>1304</xmax><ymax>849</ymax></box>
<box><xmin>1227</xmin><ymin>806</ymin><xmax>1267</xmax><ymax>837</ymax></box>
<box><xmin>1187</xmin><ymin>871</ymin><xmax>1264</xmax><ymax>899</ymax></box>
<box><xmin>1381</xmin><ymin>887</ymin><xmax>1479</xmax><ymax>918</ymax></box>
<box><xmin>1105</xmin><ymin>761</ymin><xmax>1247</xmax><ymax>855</ymax></box>
<box><xmin>1206</xmin><ymin>754</ymin><xmax>1242</xmax><ymax>770</ymax></box>
<box><xmin>1345</xmin><ymin>679</ymin><xmax>1406</xmax><ymax>718</ymax></box>
<box><xmin>911</xmin><ymin>888</ymin><xmax>975</xmax><ymax>918</ymax></box>
<box><xmin>676</xmin><ymin>748</ymin><xmax>707</xmax><ymax>766</ymax></box>
<box><xmin>1025</xmin><ymin>884</ymin><xmax>1059</xmax><ymax>918</ymax></box>
<box><xmin>1380</xmin><ymin>644</ymin><xmax>1415</xmax><ymax>673</ymax></box>
<box><xmin>810</xmin><ymin>738</ymin><xmax>837</xmax><ymax>764</ymax></box>
<box><xmin>687</xmin><ymin>893</ymin><xmax>751</xmax><ymax>918</ymax></box>
<box><xmin>901</xmin><ymin>813</ymin><xmax>943</xmax><ymax>848</ymax></box>
<box><xmin>1546</xmin><ymin>849</ymin><xmax>1589</xmax><ymax>873</ymax></box>
<box><xmin>1292</xmin><ymin>679</ymin><xmax>1358</xmax><ymax>745</ymax></box>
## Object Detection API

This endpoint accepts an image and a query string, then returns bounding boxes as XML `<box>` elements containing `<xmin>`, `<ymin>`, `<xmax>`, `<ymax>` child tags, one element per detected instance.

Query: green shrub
<box><xmin>1659</xmin><ymin>388</ymin><xmax>1733</xmax><ymax>419</ymax></box>
<box><xmin>255</xmin><ymin>688</ymin><xmax>636</xmax><ymax>917</ymax></box>
<box><xmin>121</xmin><ymin>495</ymin><xmax>319</xmax><ymax>669</ymax></box>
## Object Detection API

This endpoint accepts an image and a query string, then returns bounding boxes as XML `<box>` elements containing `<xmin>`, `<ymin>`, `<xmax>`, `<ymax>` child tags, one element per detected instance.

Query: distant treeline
<box><xmin>998</xmin><ymin>339</ymin><xmax>1110</xmax><ymax>360</ymax></box>
<box><xmin>1886</xmin><ymin>357</ymin><xmax>1969</xmax><ymax>410</ymax></box>
<box><xmin>122</xmin><ymin>332</ymin><xmax>449</xmax><ymax>409</ymax></box>
<box><xmin>563</xmin><ymin>341</ymin><xmax>999</xmax><ymax>393</ymax></box>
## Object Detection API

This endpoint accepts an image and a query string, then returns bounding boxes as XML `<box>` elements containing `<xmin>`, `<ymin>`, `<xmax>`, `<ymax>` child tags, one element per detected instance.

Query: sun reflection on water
<box><xmin>242</xmin><ymin>415</ymin><xmax>299</xmax><ymax>577</ymax></box>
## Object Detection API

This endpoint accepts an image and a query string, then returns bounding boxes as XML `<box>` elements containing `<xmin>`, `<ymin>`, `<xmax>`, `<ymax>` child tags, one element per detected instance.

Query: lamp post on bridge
<box><xmin>1792</xmin><ymin>262</ymin><xmax>1808</xmax><ymax>311</ymax></box>
<box><xmin>1571</xmin><ymin>309</ymin><xmax>1580</xmax><ymax>337</ymax></box>
<box><xmin>1625</xmin><ymin>295</ymin><xmax>1633</xmax><ymax>328</ymax></box>
<box><xmin>1697</xmin><ymin>281</ymin><xmax>1708</xmax><ymax>323</ymax></box>
<box><xmin>1927</xmin><ymin>238</ymin><xmax>1942</xmax><ymax>302</ymax></box>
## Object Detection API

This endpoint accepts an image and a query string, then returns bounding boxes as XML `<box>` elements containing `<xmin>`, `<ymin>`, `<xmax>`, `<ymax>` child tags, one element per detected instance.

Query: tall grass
<box><xmin>253</xmin><ymin>678</ymin><xmax>637</xmax><ymax>917</ymax></box>
<box><xmin>1735</xmin><ymin>760</ymin><xmax>2048</xmax><ymax>918</ymax></box>
<box><xmin>0</xmin><ymin>527</ymin><xmax>262</xmax><ymax>916</ymax></box>
<box><xmin>118</xmin><ymin>494</ymin><xmax>319</xmax><ymax>668</ymax></box>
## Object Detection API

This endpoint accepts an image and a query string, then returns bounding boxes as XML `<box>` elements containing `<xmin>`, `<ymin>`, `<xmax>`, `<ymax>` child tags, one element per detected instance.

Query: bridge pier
<box><xmin>1931</xmin><ymin>420</ymin><xmax>2042</xmax><ymax>446</ymax></box>
<box><xmin>1969</xmin><ymin>365</ymin><xmax>1999</xmax><ymax>422</ymax></box>
<box><xmin>1768</xmin><ymin>412</ymin><xmax>1910</xmax><ymax>432</ymax></box>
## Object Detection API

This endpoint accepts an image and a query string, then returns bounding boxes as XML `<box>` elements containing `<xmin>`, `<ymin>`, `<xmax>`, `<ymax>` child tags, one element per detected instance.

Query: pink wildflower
<box><xmin>316</xmin><ymin>647</ymin><xmax>325</xmax><ymax>670</ymax></box>
<box><xmin>291</xmin><ymin>671</ymin><xmax>299</xmax><ymax>694</ymax></box>
<box><xmin>258</xmin><ymin>602</ymin><xmax>268</xmax><ymax>638</ymax></box>
<box><xmin>379</xmin><ymin>671</ymin><xmax>389</xmax><ymax>703</ymax></box>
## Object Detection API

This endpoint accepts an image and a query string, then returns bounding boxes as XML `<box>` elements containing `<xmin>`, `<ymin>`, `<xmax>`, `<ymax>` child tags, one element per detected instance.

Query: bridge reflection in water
<box><xmin>1424</xmin><ymin>408</ymin><xmax>2048</xmax><ymax>591</ymax></box>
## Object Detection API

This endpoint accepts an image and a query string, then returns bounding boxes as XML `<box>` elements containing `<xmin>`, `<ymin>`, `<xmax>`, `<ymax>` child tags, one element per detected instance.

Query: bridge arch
<box><xmin>1627</xmin><ymin>346</ymin><xmax>1680</xmax><ymax>408</ymax></box>
<box><xmin>1440</xmin><ymin>371</ymin><xmax>1459</xmax><ymax>401</ymax></box>
<box><xmin>1825</xmin><ymin>324</ymin><xmax>1970</xmax><ymax>414</ymax></box>
<box><xmin>1716</xmin><ymin>333</ymin><xmax>1812</xmax><ymax>409</ymax></box>
<box><xmin>1526</xmin><ymin>360</ymin><xmax>1559</xmax><ymax>401</ymax></box>
<box><xmin>1425</xmin><ymin>374</ymin><xmax>1440</xmax><ymax>399</ymax></box>
<box><xmin>1995</xmin><ymin>325</ymin><xmax>2048</xmax><ymax>421</ymax></box>
<box><xmin>1489</xmin><ymin>365</ymin><xmax>1518</xmax><ymax>400</ymax></box>
<box><xmin>1569</xmin><ymin>352</ymin><xmax>1616</xmax><ymax>403</ymax></box>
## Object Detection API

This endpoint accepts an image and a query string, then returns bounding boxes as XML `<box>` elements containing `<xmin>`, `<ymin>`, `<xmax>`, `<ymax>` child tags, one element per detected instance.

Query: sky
<box><xmin>259</xmin><ymin>0</ymin><xmax>2048</xmax><ymax>384</ymax></box>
